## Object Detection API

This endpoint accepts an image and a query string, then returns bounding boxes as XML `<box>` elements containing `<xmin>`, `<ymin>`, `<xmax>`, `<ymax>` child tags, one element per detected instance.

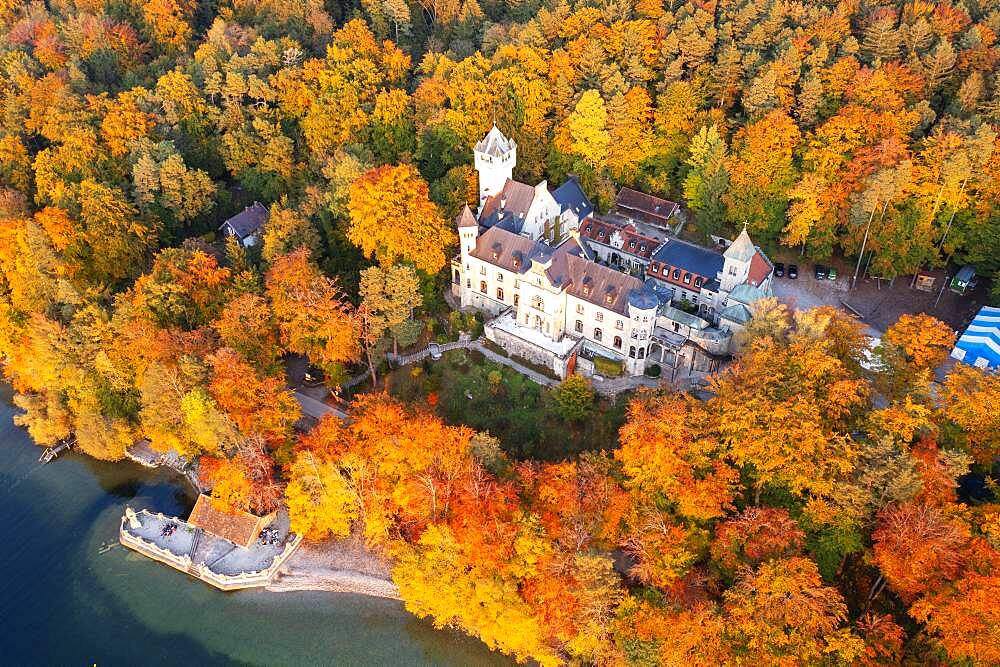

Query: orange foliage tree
<box><xmin>347</xmin><ymin>164</ymin><xmax>455</xmax><ymax>273</ymax></box>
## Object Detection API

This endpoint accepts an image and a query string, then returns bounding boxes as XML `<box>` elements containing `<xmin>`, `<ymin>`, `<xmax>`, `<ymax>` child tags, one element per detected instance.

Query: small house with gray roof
<box><xmin>220</xmin><ymin>202</ymin><xmax>269</xmax><ymax>247</ymax></box>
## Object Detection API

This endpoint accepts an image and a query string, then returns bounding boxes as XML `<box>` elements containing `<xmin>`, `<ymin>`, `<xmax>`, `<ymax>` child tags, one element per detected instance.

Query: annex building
<box><xmin>452</xmin><ymin>126</ymin><xmax>775</xmax><ymax>379</ymax></box>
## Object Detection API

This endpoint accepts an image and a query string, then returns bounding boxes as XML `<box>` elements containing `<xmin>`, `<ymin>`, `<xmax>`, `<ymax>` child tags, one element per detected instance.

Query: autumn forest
<box><xmin>1</xmin><ymin>0</ymin><xmax>1000</xmax><ymax>665</ymax></box>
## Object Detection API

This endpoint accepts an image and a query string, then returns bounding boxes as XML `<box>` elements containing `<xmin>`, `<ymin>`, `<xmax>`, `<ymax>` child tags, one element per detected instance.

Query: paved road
<box><xmin>293</xmin><ymin>390</ymin><xmax>348</xmax><ymax>421</ymax></box>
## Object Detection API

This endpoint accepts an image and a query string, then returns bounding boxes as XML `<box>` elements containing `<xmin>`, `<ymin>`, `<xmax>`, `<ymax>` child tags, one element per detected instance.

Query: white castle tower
<box><xmin>720</xmin><ymin>224</ymin><xmax>755</xmax><ymax>293</ymax></box>
<box><xmin>474</xmin><ymin>124</ymin><xmax>516</xmax><ymax>208</ymax></box>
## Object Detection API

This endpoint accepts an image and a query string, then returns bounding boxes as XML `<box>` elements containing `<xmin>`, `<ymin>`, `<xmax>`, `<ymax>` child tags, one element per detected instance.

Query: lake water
<box><xmin>0</xmin><ymin>386</ymin><xmax>510</xmax><ymax>666</ymax></box>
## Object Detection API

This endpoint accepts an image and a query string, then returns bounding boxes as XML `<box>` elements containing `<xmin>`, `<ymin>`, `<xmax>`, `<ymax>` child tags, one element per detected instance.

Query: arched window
<box><xmin>613</xmin><ymin>336</ymin><xmax>622</xmax><ymax>349</ymax></box>
<box><xmin>638</xmin><ymin>347</ymin><xmax>645</xmax><ymax>359</ymax></box>
<box><xmin>453</xmin><ymin>269</ymin><xmax>460</xmax><ymax>283</ymax></box>
<box><xmin>575</xmin><ymin>320</ymin><xmax>583</xmax><ymax>333</ymax></box>
<box><xmin>480</xmin><ymin>281</ymin><xmax>487</xmax><ymax>293</ymax></box>
<box><xmin>629</xmin><ymin>346</ymin><xmax>636</xmax><ymax>358</ymax></box>
<box><xmin>496</xmin><ymin>287</ymin><xmax>504</xmax><ymax>301</ymax></box>
<box><xmin>594</xmin><ymin>328</ymin><xmax>603</xmax><ymax>341</ymax></box>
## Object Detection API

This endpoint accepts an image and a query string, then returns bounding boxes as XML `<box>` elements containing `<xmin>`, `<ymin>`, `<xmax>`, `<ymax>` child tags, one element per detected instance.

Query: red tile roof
<box><xmin>613</xmin><ymin>187</ymin><xmax>679</xmax><ymax>227</ymax></box>
<box><xmin>578</xmin><ymin>217</ymin><xmax>660</xmax><ymax>259</ymax></box>
<box><xmin>747</xmin><ymin>249</ymin><xmax>773</xmax><ymax>287</ymax></box>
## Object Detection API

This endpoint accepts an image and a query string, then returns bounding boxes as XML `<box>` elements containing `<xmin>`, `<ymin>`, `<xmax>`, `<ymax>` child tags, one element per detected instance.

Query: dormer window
<box><xmin>684</xmin><ymin>273</ymin><xmax>691</xmax><ymax>284</ymax></box>
<box><xmin>598</xmin><ymin>230</ymin><xmax>605</xmax><ymax>238</ymax></box>
<box><xmin>583</xmin><ymin>286</ymin><xmax>591</xmax><ymax>296</ymax></box>
<box><xmin>606</xmin><ymin>294</ymin><xmax>614</xmax><ymax>304</ymax></box>
<box><xmin>672</xmin><ymin>268</ymin><xmax>680</xmax><ymax>279</ymax></box>
<box><xmin>492</xmin><ymin>251</ymin><xmax>499</xmax><ymax>260</ymax></box>
<box><xmin>640</xmin><ymin>244</ymin><xmax>646</xmax><ymax>252</ymax></box>
<box><xmin>629</xmin><ymin>240</ymin><xmax>636</xmax><ymax>249</ymax></box>
<box><xmin>585</xmin><ymin>224</ymin><xmax>593</xmax><ymax>232</ymax></box>
<box><xmin>695</xmin><ymin>277</ymin><xmax>702</xmax><ymax>288</ymax></box>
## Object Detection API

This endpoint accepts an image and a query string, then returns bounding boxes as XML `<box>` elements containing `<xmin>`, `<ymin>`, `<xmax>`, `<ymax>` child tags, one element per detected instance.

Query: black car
<box><xmin>774</xmin><ymin>262</ymin><xmax>785</xmax><ymax>277</ymax></box>
<box><xmin>814</xmin><ymin>264</ymin><xmax>828</xmax><ymax>280</ymax></box>
<box><xmin>787</xmin><ymin>264</ymin><xmax>799</xmax><ymax>279</ymax></box>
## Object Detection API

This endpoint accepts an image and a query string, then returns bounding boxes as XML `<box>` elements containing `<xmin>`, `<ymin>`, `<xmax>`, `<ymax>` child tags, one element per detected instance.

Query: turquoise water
<box><xmin>0</xmin><ymin>387</ymin><xmax>510</xmax><ymax>666</ymax></box>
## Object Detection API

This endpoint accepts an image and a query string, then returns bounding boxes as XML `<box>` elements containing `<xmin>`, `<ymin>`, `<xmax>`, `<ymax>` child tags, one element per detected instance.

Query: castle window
<box><xmin>480</xmin><ymin>281</ymin><xmax>487</xmax><ymax>293</ymax></box>
<box><xmin>638</xmin><ymin>347</ymin><xmax>645</xmax><ymax>359</ymax></box>
<box><xmin>613</xmin><ymin>336</ymin><xmax>622</xmax><ymax>349</ymax></box>
<box><xmin>514</xmin><ymin>280</ymin><xmax>520</xmax><ymax>288</ymax></box>
<box><xmin>497</xmin><ymin>272</ymin><xmax>503</xmax><ymax>282</ymax></box>
<box><xmin>596</xmin><ymin>312</ymin><xmax>603</xmax><ymax>322</ymax></box>
<box><xmin>453</xmin><ymin>269</ymin><xmax>460</xmax><ymax>283</ymax></box>
<box><xmin>629</xmin><ymin>346</ymin><xmax>636</xmax><ymax>358</ymax></box>
<box><xmin>616</xmin><ymin>319</ymin><xmax>623</xmax><ymax>330</ymax></box>
<box><xmin>480</xmin><ymin>266</ymin><xmax>486</xmax><ymax>275</ymax></box>
<box><xmin>594</xmin><ymin>328</ymin><xmax>602</xmax><ymax>341</ymax></box>
<box><xmin>576</xmin><ymin>304</ymin><xmax>584</xmax><ymax>314</ymax></box>
<box><xmin>466</xmin><ymin>279</ymin><xmax>471</xmax><ymax>289</ymax></box>
<box><xmin>497</xmin><ymin>287</ymin><xmax>504</xmax><ymax>301</ymax></box>
<box><xmin>575</xmin><ymin>320</ymin><xmax>583</xmax><ymax>333</ymax></box>
<box><xmin>513</xmin><ymin>294</ymin><xmax>519</xmax><ymax>307</ymax></box>
<box><xmin>683</xmin><ymin>273</ymin><xmax>691</xmax><ymax>284</ymax></box>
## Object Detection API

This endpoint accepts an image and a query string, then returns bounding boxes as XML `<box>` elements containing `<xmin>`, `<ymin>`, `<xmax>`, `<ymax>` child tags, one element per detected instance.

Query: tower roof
<box><xmin>456</xmin><ymin>204</ymin><xmax>478</xmax><ymax>228</ymax></box>
<box><xmin>475</xmin><ymin>124</ymin><xmax>515</xmax><ymax>158</ymax></box>
<box><xmin>724</xmin><ymin>225</ymin><xmax>756</xmax><ymax>263</ymax></box>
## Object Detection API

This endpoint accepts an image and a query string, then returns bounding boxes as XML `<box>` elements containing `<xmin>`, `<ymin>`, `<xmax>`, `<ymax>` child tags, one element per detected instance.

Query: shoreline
<box><xmin>265</xmin><ymin>535</ymin><xmax>400</xmax><ymax>600</ymax></box>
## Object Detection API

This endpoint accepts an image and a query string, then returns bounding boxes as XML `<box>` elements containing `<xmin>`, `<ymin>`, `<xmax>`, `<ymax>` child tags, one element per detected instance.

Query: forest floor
<box><xmin>267</xmin><ymin>533</ymin><xmax>399</xmax><ymax>600</ymax></box>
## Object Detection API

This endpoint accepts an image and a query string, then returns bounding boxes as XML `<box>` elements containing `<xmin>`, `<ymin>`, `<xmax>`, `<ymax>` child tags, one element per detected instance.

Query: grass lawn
<box><xmin>385</xmin><ymin>349</ymin><xmax>628</xmax><ymax>461</ymax></box>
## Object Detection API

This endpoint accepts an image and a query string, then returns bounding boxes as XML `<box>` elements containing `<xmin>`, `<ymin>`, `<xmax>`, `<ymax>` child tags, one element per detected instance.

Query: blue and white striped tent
<box><xmin>950</xmin><ymin>306</ymin><xmax>1000</xmax><ymax>370</ymax></box>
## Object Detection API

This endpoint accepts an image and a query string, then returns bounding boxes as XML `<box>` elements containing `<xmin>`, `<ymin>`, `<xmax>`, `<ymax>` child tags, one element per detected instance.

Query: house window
<box><xmin>513</xmin><ymin>294</ymin><xmax>519</xmax><ymax>307</ymax></box>
<box><xmin>497</xmin><ymin>272</ymin><xmax>503</xmax><ymax>282</ymax></box>
<box><xmin>616</xmin><ymin>320</ymin><xmax>623</xmax><ymax>330</ymax></box>
<box><xmin>596</xmin><ymin>312</ymin><xmax>603</xmax><ymax>322</ymax></box>
<box><xmin>629</xmin><ymin>346</ymin><xmax>636</xmax><ymax>358</ymax></box>
<box><xmin>695</xmin><ymin>277</ymin><xmax>702</xmax><ymax>288</ymax></box>
<box><xmin>594</xmin><ymin>328</ymin><xmax>602</xmax><ymax>341</ymax></box>
<box><xmin>497</xmin><ymin>287</ymin><xmax>504</xmax><ymax>301</ymax></box>
<box><xmin>683</xmin><ymin>273</ymin><xmax>691</xmax><ymax>284</ymax></box>
<box><xmin>514</xmin><ymin>280</ymin><xmax>520</xmax><ymax>288</ymax></box>
<box><xmin>576</xmin><ymin>303</ymin><xmax>584</xmax><ymax>314</ymax></box>
<box><xmin>672</xmin><ymin>268</ymin><xmax>680</xmax><ymax>279</ymax></box>
<box><xmin>480</xmin><ymin>281</ymin><xmax>487</xmax><ymax>293</ymax></box>
<box><xmin>575</xmin><ymin>319</ymin><xmax>583</xmax><ymax>333</ymax></box>
<box><xmin>531</xmin><ymin>295</ymin><xmax>544</xmax><ymax>311</ymax></box>
<box><xmin>638</xmin><ymin>347</ymin><xmax>645</xmax><ymax>359</ymax></box>
<box><xmin>480</xmin><ymin>266</ymin><xmax>486</xmax><ymax>275</ymax></box>
<box><xmin>614</xmin><ymin>336</ymin><xmax>622</xmax><ymax>349</ymax></box>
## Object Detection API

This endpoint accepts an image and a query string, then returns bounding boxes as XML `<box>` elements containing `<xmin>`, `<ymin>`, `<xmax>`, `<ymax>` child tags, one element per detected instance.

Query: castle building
<box><xmin>453</xmin><ymin>126</ymin><xmax>773</xmax><ymax>379</ymax></box>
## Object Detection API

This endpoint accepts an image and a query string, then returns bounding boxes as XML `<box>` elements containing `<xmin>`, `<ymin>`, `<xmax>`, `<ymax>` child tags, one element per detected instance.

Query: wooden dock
<box><xmin>39</xmin><ymin>437</ymin><xmax>75</xmax><ymax>464</ymax></box>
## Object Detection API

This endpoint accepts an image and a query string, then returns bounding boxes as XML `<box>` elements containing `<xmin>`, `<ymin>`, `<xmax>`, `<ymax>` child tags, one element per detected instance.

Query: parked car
<box><xmin>788</xmin><ymin>264</ymin><xmax>799</xmax><ymax>279</ymax></box>
<box><xmin>814</xmin><ymin>264</ymin><xmax>828</xmax><ymax>280</ymax></box>
<box><xmin>774</xmin><ymin>262</ymin><xmax>785</xmax><ymax>278</ymax></box>
<box><xmin>827</xmin><ymin>267</ymin><xmax>838</xmax><ymax>280</ymax></box>
<box><xmin>303</xmin><ymin>365</ymin><xmax>326</xmax><ymax>386</ymax></box>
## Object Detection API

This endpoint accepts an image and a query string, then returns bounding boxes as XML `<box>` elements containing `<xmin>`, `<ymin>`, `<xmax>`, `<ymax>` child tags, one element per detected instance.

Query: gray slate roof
<box><xmin>552</xmin><ymin>176</ymin><xmax>594</xmax><ymax>219</ymax></box>
<box><xmin>650</xmin><ymin>238</ymin><xmax>725</xmax><ymax>278</ymax></box>
<box><xmin>221</xmin><ymin>202</ymin><xmax>269</xmax><ymax>239</ymax></box>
